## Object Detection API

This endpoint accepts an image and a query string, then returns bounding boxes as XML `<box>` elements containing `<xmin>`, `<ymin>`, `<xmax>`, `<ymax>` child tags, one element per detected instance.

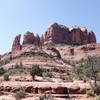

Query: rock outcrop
<box><xmin>43</xmin><ymin>23</ymin><xmax>70</xmax><ymax>44</ymax></box>
<box><xmin>23</xmin><ymin>31</ymin><xmax>35</xmax><ymax>45</ymax></box>
<box><xmin>12</xmin><ymin>23</ymin><xmax>96</xmax><ymax>51</ymax></box>
<box><xmin>47</xmin><ymin>47</ymin><xmax>61</xmax><ymax>58</ymax></box>
<box><xmin>23</xmin><ymin>32</ymin><xmax>41</xmax><ymax>46</ymax></box>
<box><xmin>0</xmin><ymin>82</ymin><xmax>90</xmax><ymax>94</ymax></box>
<box><xmin>12</xmin><ymin>34</ymin><xmax>22</xmax><ymax>51</ymax></box>
<box><xmin>43</xmin><ymin>23</ymin><xmax>96</xmax><ymax>45</ymax></box>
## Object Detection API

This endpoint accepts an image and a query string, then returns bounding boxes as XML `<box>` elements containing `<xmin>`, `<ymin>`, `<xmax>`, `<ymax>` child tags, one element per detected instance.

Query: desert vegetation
<box><xmin>73</xmin><ymin>56</ymin><xmax>100</xmax><ymax>98</ymax></box>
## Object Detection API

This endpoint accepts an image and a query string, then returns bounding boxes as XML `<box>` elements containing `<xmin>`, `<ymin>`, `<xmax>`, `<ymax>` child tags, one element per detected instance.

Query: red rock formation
<box><xmin>34</xmin><ymin>34</ymin><xmax>40</xmax><ymax>45</ymax></box>
<box><xmin>52</xmin><ymin>87</ymin><xmax>68</xmax><ymax>94</ymax></box>
<box><xmin>12</xmin><ymin>34</ymin><xmax>22</xmax><ymax>51</ymax></box>
<box><xmin>11</xmin><ymin>23</ymin><xmax>97</xmax><ymax>51</ymax></box>
<box><xmin>23</xmin><ymin>31</ymin><xmax>35</xmax><ymax>45</ymax></box>
<box><xmin>43</xmin><ymin>23</ymin><xmax>96</xmax><ymax>45</ymax></box>
<box><xmin>88</xmin><ymin>31</ymin><xmax>96</xmax><ymax>43</ymax></box>
<box><xmin>23</xmin><ymin>32</ymin><xmax>40</xmax><ymax>46</ymax></box>
<box><xmin>48</xmin><ymin>47</ymin><xmax>61</xmax><ymax>58</ymax></box>
<box><xmin>69</xmin><ymin>48</ymin><xmax>74</xmax><ymax>56</ymax></box>
<box><xmin>0</xmin><ymin>85</ymin><xmax>90</xmax><ymax>94</ymax></box>
<box><xmin>44</xmin><ymin>23</ymin><xmax>70</xmax><ymax>44</ymax></box>
<box><xmin>40</xmin><ymin>35</ymin><xmax>44</xmax><ymax>45</ymax></box>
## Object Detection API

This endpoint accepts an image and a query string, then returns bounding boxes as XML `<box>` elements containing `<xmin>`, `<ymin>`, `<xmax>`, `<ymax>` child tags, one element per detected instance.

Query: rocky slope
<box><xmin>0</xmin><ymin>23</ymin><xmax>99</xmax><ymax>100</ymax></box>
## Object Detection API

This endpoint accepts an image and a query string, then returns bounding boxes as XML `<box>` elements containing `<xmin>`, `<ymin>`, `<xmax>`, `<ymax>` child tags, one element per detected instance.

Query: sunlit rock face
<box><xmin>23</xmin><ymin>31</ymin><xmax>36</xmax><ymax>45</ymax></box>
<box><xmin>23</xmin><ymin>32</ymin><xmax>40</xmax><ymax>46</ymax></box>
<box><xmin>12</xmin><ymin>23</ymin><xmax>96</xmax><ymax>51</ymax></box>
<box><xmin>12</xmin><ymin>34</ymin><xmax>22</xmax><ymax>51</ymax></box>
<box><xmin>43</xmin><ymin>23</ymin><xmax>96</xmax><ymax>45</ymax></box>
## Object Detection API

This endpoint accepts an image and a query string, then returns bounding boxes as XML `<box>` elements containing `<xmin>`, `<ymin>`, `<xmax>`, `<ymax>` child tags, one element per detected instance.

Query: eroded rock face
<box><xmin>0</xmin><ymin>84</ymin><xmax>90</xmax><ymax>94</ymax></box>
<box><xmin>11</xmin><ymin>23</ymin><xmax>96</xmax><ymax>52</ymax></box>
<box><xmin>12</xmin><ymin>34</ymin><xmax>22</xmax><ymax>51</ymax></box>
<box><xmin>48</xmin><ymin>47</ymin><xmax>61</xmax><ymax>58</ymax></box>
<box><xmin>23</xmin><ymin>32</ymin><xmax>41</xmax><ymax>46</ymax></box>
<box><xmin>23</xmin><ymin>32</ymin><xmax>35</xmax><ymax>45</ymax></box>
<box><xmin>52</xmin><ymin>87</ymin><xmax>68</xmax><ymax>94</ymax></box>
<box><xmin>69</xmin><ymin>48</ymin><xmax>74</xmax><ymax>56</ymax></box>
<box><xmin>44</xmin><ymin>23</ymin><xmax>70</xmax><ymax>44</ymax></box>
<box><xmin>40</xmin><ymin>35</ymin><xmax>44</xmax><ymax>45</ymax></box>
<box><xmin>88</xmin><ymin>31</ymin><xmax>96</xmax><ymax>43</ymax></box>
<box><xmin>43</xmin><ymin>23</ymin><xmax>96</xmax><ymax>45</ymax></box>
<box><xmin>34</xmin><ymin>34</ymin><xmax>40</xmax><ymax>46</ymax></box>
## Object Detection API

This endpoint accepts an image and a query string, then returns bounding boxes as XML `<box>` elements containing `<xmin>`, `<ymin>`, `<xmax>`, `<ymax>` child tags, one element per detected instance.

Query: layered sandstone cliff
<box><xmin>12</xmin><ymin>34</ymin><xmax>22</xmax><ymax>51</ymax></box>
<box><xmin>12</xmin><ymin>23</ymin><xmax>96</xmax><ymax>51</ymax></box>
<box><xmin>43</xmin><ymin>23</ymin><xmax>96</xmax><ymax>45</ymax></box>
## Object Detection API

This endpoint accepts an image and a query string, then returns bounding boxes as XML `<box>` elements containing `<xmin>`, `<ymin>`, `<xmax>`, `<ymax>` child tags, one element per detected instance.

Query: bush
<box><xmin>7</xmin><ymin>67</ymin><xmax>30</xmax><ymax>75</ymax></box>
<box><xmin>60</xmin><ymin>75</ymin><xmax>65</xmax><ymax>80</ymax></box>
<box><xmin>39</xmin><ymin>94</ymin><xmax>54</xmax><ymax>100</ymax></box>
<box><xmin>96</xmin><ymin>95</ymin><xmax>100</xmax><ymax>100</ymax></box>
<box><xmin>39</xmin><ymin>95</ymin><xmax>46</xmax><ymax>100</ymax></box>
<box><xmin>3</xmin><ymin>73</ymin><xmax>10</xmax><ymax>81</ymax></box>
<box><xmin>86</xmin><ymin>90</ymin><xmax>94</xmax><ymax>96</ymax></box>
<box><xmin>90</xmin><ymin>82</ymin><xmax>100</xmax><ymax>93</ymax></box>
<box><xmin>15</xmin><ymin>88</ymin><xmax>25</xmax><ymax>99</ymax></box>
<box><xmin>60</xmin><ymin>75</ymin><xmax>73</xmax><ymax>82</ymax></box>
<box><xmin>65</xmin><ymin>76</ymin><xmax>73</xmax><ymax>82</ymax></box>
<box><xmin>0</xmin><ymin>68</ymin><xmax>6</xmax><ymax>76</ymax></box>
<box><xmin>15</xmin><ymin>78</ymin><xmax>20</xmax><ymax>81</ymax></box>
<box><xmin>15</xmin><ymin>63</ymin><xmax>20</xmax><ymax>69</ymax></box>
<box><xmin>46</xmin><ymin>77</ymin><xmax>53</xmax><ymax>82</ymax></box>
<box><xmin>43</xmin><ymin>72</ymin><xmax>53</xmax><ymax>78</ymax></box>
<box><xmin>73</xmin><ymin>56</ymin><xmax>100</xmax><ymax>94</ymax></box>
<box><xmin>30</xmin><ymin>65</ymin><xmax>42</xmax><ymax>80</ymax></box>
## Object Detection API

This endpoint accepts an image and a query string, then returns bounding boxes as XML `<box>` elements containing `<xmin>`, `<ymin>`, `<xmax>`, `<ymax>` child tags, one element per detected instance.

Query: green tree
<box><xmin>4</xmin><ymin>73</ymin><xmax>10</xmax><ymax>81</ymax></box>
<box><xmin>30</xmin><ymin>65</ymin><xmax>42</xmax><ymax>80</ymax></box>
<box><xmin>15</xmin><ymin>87</ymin><xmax>25</xmax><ymax>99</ymax></box>
<box><xmin>0</xmin><ymin>68</ymin><xmax>6</xmax><ymax>76</ymax></box>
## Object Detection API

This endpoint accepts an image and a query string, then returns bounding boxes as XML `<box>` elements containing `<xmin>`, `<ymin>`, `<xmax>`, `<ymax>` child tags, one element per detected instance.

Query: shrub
<box><xmin>0</xmin><ymin>68</ymin><xmax>6</xmax><ymax>76</ymax></box>
<box><xmin>30</xmin><ymin>65</ymin><xmax>42</xmax><ymax>80</ymax></box>
<box><xmin>46</xmin><ymin>77</ymin><xmax>53</xmax><ymax>82</ymax></box>
<box><xmin>15</xmin><ymin>63</ymin><xmax>20</xmax><ymax>69</ymax></box>
<box><xmin>66</xmin><ymin>70</ymin><xmax>70</xmax><ymax>75</ymax></box>
<box><xmin>96</xmin><ymin>95</ymin><xmax>100</xmax><ymax>100</ymax></box>
<box><xmin>39</xmin><ymin>94</ymin><xmax>54</xmax><ymax>100</ymax></box>
<box><xmin>15</xmin><ymin>78</ymin><xmax>20</xmax><ymax>81</ymax></box>
<box><xmin>73</xmin><ymin>56</ymin><xmax>100</xmax><ymax>94</ymax></box>
<box><xmin>86</xmin><ymin>90</ymin><xmax>94</xmax><ymax>96</ymax></box>
<box><xmin>15</xmin><ymin>88</ymin><xmax>25</xmax><ymax>99</ymax></box>
<box><xmin>60</xmin><ymin>75</ymin><xmax>65</xmax><ymax>80</ymax></box>
<box><xmin>90</xmin><ymin>82</ymin><xmax>100</xmax><ymax>93</ymax></box>
<box><xmin>39</xmin><ymin>95</ymin><xmax>46</xmax><ymax>100</ymax></box>
<box><xmin>7</xmin><ymin>67</ymin><xmax>30</xmax><ymax>75</ymax></box>
<box><xmin>60</xmin><ymin>75</ymin><xmax>73</xmax><ymax>82</ymax></box>
<box><xmin>65</xmin><ymin>76</ymin><xmax>73</xmax><ymax>82</ymax></box>
<box><xmin>43</xmin><ymin>72</ymin><xmax>53</xmax><ymax>78</ymax></box>
<box><xmin>3</xmin><ymin>73</ymin><xmax>10</xmax><ymax>81</ymax></box>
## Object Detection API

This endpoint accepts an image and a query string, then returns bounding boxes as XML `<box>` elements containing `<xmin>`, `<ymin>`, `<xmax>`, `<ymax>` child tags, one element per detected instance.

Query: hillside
<box><xmin>0</xmin><ymin>23</ymin><xmax>99</xmax><ymax>100</ymax></box>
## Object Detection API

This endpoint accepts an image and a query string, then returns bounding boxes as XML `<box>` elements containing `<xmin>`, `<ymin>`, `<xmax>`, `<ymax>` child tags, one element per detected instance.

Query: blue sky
<box><xmin>0</xmin><ymin>0</ymin><xmax>100</xmax><ymax>54</ymax></box>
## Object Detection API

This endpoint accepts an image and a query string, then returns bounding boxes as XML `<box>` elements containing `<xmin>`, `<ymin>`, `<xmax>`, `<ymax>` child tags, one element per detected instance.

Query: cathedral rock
<box><xmin>12</xmin><ymin>23</ymin><xmax>96</xmax><ymax>51</ymax></box>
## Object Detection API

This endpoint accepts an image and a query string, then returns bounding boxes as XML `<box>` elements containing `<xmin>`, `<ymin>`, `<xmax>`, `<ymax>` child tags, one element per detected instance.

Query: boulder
<box><xmin>52</xmin><ymin>87</ymin><xmax>68</xmax><ymax>94</ymax></box>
